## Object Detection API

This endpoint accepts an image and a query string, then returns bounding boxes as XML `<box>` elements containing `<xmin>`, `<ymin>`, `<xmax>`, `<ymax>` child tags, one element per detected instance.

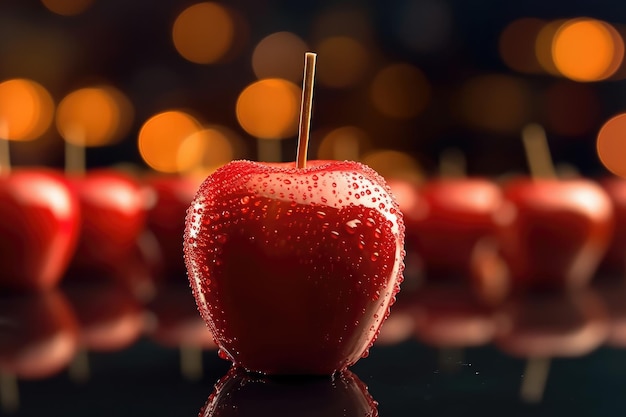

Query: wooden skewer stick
<box><xmin>519</xmin><ymin>123</ymin><xmax>556</xmax><ymax>403</ymax></box>
<box><xmin>64</xmin><ymin>125</ymin><xmax>87</xmax><ymax>176</ymax></box>
<box><xmin>0</xmin><ymin>371</ymin><xmax>19</xmax><ymax>414</ymax></box>
<box><xmin>439</xmin><ymin>147</ymin><xmax>466</xmax><ymax>178</ymax></box>
<box><xmin>520</xmin><ymin>356</ymin><xmax>550</xmax><ymax>403</ymax></box>
<box><xmin>0</xmin><ymin>119</ymin><xmax>11</xmax><ymax>177</ymax></box>
<box><xmin>296</xmin><ymin>52</ymin><xmax>317</xmax><ymax>169</ymax></box>
<box><xmin>180</xmin><ymin>345</ymin><xmax>203</xmax><ymax>381</ymax></box>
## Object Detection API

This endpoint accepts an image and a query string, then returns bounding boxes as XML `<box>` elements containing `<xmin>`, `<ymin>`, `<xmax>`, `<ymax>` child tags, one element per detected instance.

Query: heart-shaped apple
<box><xmin>185</xmin><ymin>160</ymin><xmax>405</xmax><ymax>375</ymax></box>
<box><xmin>0</xmin><ymin>169</ymin><xmax>81</xmax><ymax>292</ymax></box>
<box><xmin>67</xmin><ymin>168</ymin><xmax>148</xmax><ymax>272</ymax></box>
<box><xmin>200</xmin><ymin>367</ymin><xmax>378</xmax><ymax>417</ymax></box>
<box><xmin>494</xmin><ymin>177</ymin><xmax>613</xmax><ymax>292</ymax></box>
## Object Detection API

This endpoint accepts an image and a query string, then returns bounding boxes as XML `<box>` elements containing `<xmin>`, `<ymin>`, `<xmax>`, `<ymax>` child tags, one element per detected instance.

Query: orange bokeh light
<box><xmin>597</xmin><ymin>113</ymin><xmax>626</xmax><ymax>178</ymax></box>
<box><xmin>553</xmin><ymin>18</ymin><xmax>624</xmax><ymax>82</ymax></box>
<box><xmin>455</xmin><ymin>74</ymin><xmax>531</xmax><ymax>134</ymax></box>
<box><xmin>235</xmin><ymin>78</ymin><xmax>301</xmax><ymax>140</ymax></box>
<box><xmin>56</xmin><ymin>86</ymin><xmax>133</xmax><ymax>147</ymax></box>
<box><xmin>0</xmin><ymin>78</ymin><xmax>54</xmax><ymax>141</ymax></box>
<box><xmin>252</xmin><ymin>32</ymin><xmax>309</xmax><ymax>82</ymax></box>
<box><xmin>40</xmin><ymin>0</ymin><xmax>94</xmax><ymax>16</ymax></box>
<box><xmin>361</xmin><ymin>149</ymin><xmax>423</xmax><ymax>183</ymax></box>
<box><xmin>172</xmin><ymin>2</ymin><xmax>235</xmax><ymax>65</ymax></box>
<box><xmin>138</xmin><ymin>110</ymin><xmax>202</xmax><ymax>173</ymax></box>
<box><xmin>499</xmin><ymin>17</ymin><xmax>546</xmax><ymax>74</ymax></box>
<box><xmin>316</xmin><ymin>126</ymin><xmax>370</xmax><ymax>161</ymax></box>
<box><xmin>370</xmin><ymin>63</ymin><xmax>430</xmax><ymax>119</ymax></box>
<box><xmin>315</xmin><ymin>36</ymin><xmax>370</xmax><ymax>88</ymax></box>
<box><xmin>177</xmin><ymin>126</ymin><xmax>235</xmax><ymax>174</ymax></box>
<box><xmin>535</xmin><ymin>19</ymin><xmax>566</xmax><ymax>76</ymax></box>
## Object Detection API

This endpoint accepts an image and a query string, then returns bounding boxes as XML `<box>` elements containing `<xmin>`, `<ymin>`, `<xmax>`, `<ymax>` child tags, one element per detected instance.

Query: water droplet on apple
<box><xmin>332</xmin><ymin>182</ymin><xmax>337</xmax><ymax>188</ymax></box>
<box><xmin>316</xmin><ymin>210</ymin><xmax>326</xmax><ymax>218</ymax></box>
<box><xmin>283</xmin><ymin>179</ymin><xmax>291</xmax><ymax>184</ymax></box>
<box><xmin>370</xmin><ymin>252</ymin><xmax>379</xmax><ymax>261</ymax></box>
<box><xmin>217</xmin><ymin>348</ymin><xmax>229</xmax><ymax>360</ymax></box>
<box><xmin>365</xmin><ymin>217</ymin><xmax>376</xmax><ymax>227</ymax></box>
<box><xmin>330</xmin><ymin>230</ymin><xmax>340</xmax><ymax>239</ymax></box>
<box><xmin>345</xmin><ymin>219</ymin><xmax>361</xmax><ymax>234</ymax></box>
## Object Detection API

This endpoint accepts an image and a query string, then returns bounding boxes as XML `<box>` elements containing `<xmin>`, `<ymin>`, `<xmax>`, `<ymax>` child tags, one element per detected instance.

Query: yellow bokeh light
<box><xmin>235</xmin><ymin>78</ymin><xmax>301</xmax><ymax>140</ymax></box>
<box><xmin>597</xmin><ymin>113</ymin><xmax>626</xmax><ymax>178</ymax></box>
<box><xmin>0</xmin><ymin>78</ymin><xmax>54</xmax><ymax>141</ymax></box>
<box><xmin>553</xmin><ymin>18</ymin><xmax>624</xmax><ymax>82</ymax></box>
<box><xmin>316</xmin><ymin>126</ymin><xmax>370</xmax><ymax>161</ymax></box>
<box><xmin>252</xmin><ymin>32</ymin><xmax>309</xmax><ymax>82</ymax></box>
<box><xmin>138</xmin><ymin>110</ymin><xmax>202</xmax><ymax>173</ymax></box>
<box><xmin>316</xmin><ymin>36</ymin><xmax>369</xmax><ymax>88</ymax></box>
<box><xmin>499</xmin><ymin>17</ymin><xmax>546</xmax><ymax>74</ymax></box>
<box><xmin>370</xmin><ymin>63</ymin><xmax>430</xmax><ymax>119</ymax></box>
<box><xmin>172</xmin><ymin>2</ymin><xmax>235</xmax><ymax>65</ymax></box>
<box><xmin>455</xmin><ymin>74</ymin><xmax>531</xmax><ymax>134</ymax></box>
<box><xmin>40</xmin><ymin>0</ymin><xmax>94</xmax><ymax>16</ymax></box>
<box><xmin>57</xmin><ymin>86</ymin><xmax>132</xmax><ymax>147</ymax></box>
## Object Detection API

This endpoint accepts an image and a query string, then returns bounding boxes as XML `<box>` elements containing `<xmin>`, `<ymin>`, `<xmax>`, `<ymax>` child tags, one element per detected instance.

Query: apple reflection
<box><xmin>200</xmin><ymin>367</ymin><xmax>378</xmax><ymax>417</ymax></box>
<box><xmin>0</xmin><ymin>289</ymin><xmax>79</xmax><ymax>379</ymax></box>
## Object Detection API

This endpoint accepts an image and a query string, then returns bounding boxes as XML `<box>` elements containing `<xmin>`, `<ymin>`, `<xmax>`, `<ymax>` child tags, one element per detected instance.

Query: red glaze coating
<box><xmin>495</xmin><ymin>178</ymin><xmax>614</xmax><ymax>292</ymax></box>
<box><xmin>185</xmin><ymin>160</ymin><xmax>405</xmax><ymax>375</ymax></box>
<box><xmin>0</xmin><ymin>169</ymin><xmax>81</xmax><ymax>292</ymax></box>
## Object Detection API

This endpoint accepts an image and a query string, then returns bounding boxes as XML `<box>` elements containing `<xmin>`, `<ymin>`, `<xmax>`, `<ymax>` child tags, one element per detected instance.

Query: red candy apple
<box><xmin>0</xmin><ymin>168</ymin><xmax>81</xmax><ymax>292</ymax></box>
<box><xmin>494</xmin><ymin>177</ymin><xmax>613</xmax><ymax>292</ymax></box>
<box><xmin>67</xmin><ymin>168</ymin><xmax>148</xmax><ymax>271</ymax></box>
<box><xmin>597</xmin><ymin>176</ymin><xmax>626</xmax><ymax>275</ymax></box>
<box><xmin>144</xmin><ymin>173</ymin><xmax>202</xmax><ymax>281</ymax></box>
<box><xmin>185</xmin><ymin>53</ymin><xmax>405</xmax><ymax>375</ymax></box>
<box><xmin>396</xmin><ymin>178</ymin><xmax>504</xmax><ymax>283</ymax></box>
<box><xmin>200</xmin><ymin>367</ymin><xmax>378</xmax><ymax>417</ymax></box>
<box><xmin>184</xmin><ymin>160</ymin><xmax>405</xmax><ymax>375</ymax></box>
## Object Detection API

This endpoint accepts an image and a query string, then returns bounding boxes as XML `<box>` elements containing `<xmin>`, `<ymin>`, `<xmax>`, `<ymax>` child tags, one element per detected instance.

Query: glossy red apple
<box><xmin>0</xmin><ymin>168</ymin><xmax>81</xmax><ymax>292</ymax></box>
<box><xmin>597</xmin><ymin>176</ymin><xmax>626</xmax><ymax>275</ymax></box>
<box><xmin>396</xmin><ymin>178</ymin><xmax>504</xmax><ymax>283</ymax></box>
<box><xmin>494</xmin><ymin>177</ymin><xmax>614</xmax><ymax>292</ymax></box>
<box><xmin>200</xmin><ymin>367</ymin><xmax>378</xmax><ymax>417</ymax></box>
<box><xmin>67</xmin><ymin>168</ymin><xmax>148</xmax><ymax>272</ymax></box>
<box><xmin>144</xmin><ymin>173</ymin><xmax>202</xmax><ymax>281</ymax></box>
<box><xmin>185</xmin><ymin>160</ymin><xmax>405</xmax><ymax>375</ymax></box>
<box><xmin>0</xmin><ymin>290</ymin><xmax>79</xmax><ymax>379</ymax></box>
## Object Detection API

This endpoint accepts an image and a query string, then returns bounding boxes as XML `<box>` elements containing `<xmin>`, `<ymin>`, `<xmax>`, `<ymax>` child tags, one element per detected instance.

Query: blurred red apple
<box><xmin>598</xmin><ymin>176</ymin><xmax>626</xmax><ymax>275</ymax></box>
<box><xmin>68</xmin><ymin>168</ymin><xmax>148</xmax><ymax>271</ymax></box>
<box><xmin>0</xmin><ymin>168</ymin><xmax>81</xmax><ymax>292</ymax></box>
<box><xmin>494</xmin><ymin>177</ymin><xmax>613</xmax><ymax>292</ymax></box>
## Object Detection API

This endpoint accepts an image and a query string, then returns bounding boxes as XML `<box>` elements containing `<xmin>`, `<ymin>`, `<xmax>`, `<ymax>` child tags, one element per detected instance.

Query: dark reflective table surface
<box><xmin>2</xmin><ymin>275</ymin><xmax>626</xmax><ymax>417</ymax></box>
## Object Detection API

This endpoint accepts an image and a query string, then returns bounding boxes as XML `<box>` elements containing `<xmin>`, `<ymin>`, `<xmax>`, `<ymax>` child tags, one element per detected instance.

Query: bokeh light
<box><xmin>370</xmin><ymin>63</ymin><xmax>430</xmax><ymax>119</ymax></box>
<box><xmin>41</xmin><ymin>0</ymin><xmax>95</xmax><ymax>16</ymax></box>
<box><xmin>0</xmin><ymin>78</ymin><xmax>54</xmax><ymax>141</ymax></box>
<box><xmin>316</xmin><ymin>126</ymin><xmax>370</xmax><ymax>160</ymax></box>
<box><xmin>56</xmin><ymin>86</ymin><xmax>133</xmax><ymax>147</ymax></box>
<box><xmin>553</xmin><ymin>18</ymin><xmax>624</xmax><ymax>82</ymax></box>
<box><xmin>499</xmin><ymin>17</ymin><xmax>546</xmax><ymax>74</ymax></box>
<box><xmin>315</xmin><ymin>36</ymin><xmax>370</xmax><ymax>88</ymax></box>
<box><xmin>177</xmin><ymin>126</ymin><xmax>236</xmax><ymax>174</ymax></box>
<box><xmin>361</xmin><ymin>149</ymin><xmax>424</xmax><ymax>183</ymax></box>
<box><xmin>597</xmin><ymin>113</ymin><xmax>626</xmax><ymax>178</ymax></box>
<box><xmin>455</xmin><ymin>74</ymin><xmax>531</xmax><ymax>133</ymax></box>
<box><xmin>235</xmin><ymin>78</ymin><xmax>301</xmax><ymax>140</ymax></box>
<box><xmin>535</xmin><ymin>19</ymin><xmax>567</xmax><ymax>76</ymax></box>
<box><xmin>172</xmin><ymin>2</ymin><xmax>235</xmax><ymax>65</ymax></box>
<box><xmin>138</xmin><ymin>110</ymin><xmax>202</xmax><ymax>173</ymax></box>
<box><xmin>252</xmin><ymin>32</ymin><xmax>308</xmax><ymax>82</ymax></box>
